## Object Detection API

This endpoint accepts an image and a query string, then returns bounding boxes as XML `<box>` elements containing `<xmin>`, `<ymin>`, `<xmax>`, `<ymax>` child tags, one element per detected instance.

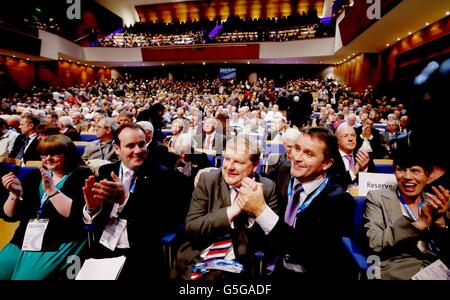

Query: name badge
<box><xmin>100</xmin><ymin>218</ymin><xmax>127</xmax><ymax>251</ymax></box>
<box><xmin>22</xmin><ymin>218</ymin><xmax>49</xmax><ymax>251</ymax></box>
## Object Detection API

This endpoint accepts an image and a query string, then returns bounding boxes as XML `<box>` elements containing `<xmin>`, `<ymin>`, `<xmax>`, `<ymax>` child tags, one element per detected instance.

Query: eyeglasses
<box><xmin>95</xmin><ymin>125</ymin><xmax>107</xmax><ymax>130</ymax></box>
<box><xmin>40</xmin><ymin>153</ymin><xmax>62</xmax><ymax>159</ymax></box>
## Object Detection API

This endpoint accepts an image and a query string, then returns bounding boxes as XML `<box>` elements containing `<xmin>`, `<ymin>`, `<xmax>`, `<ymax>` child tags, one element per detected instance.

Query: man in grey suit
<box><xmin>173</xmin><ymin>135</ymin><xmax>279</xmax><ymax>280</ymax></box>
<box><xmin>82</xmin><ymin>117</ymin><xmax>118</xmax><ymax>162</ymax></box>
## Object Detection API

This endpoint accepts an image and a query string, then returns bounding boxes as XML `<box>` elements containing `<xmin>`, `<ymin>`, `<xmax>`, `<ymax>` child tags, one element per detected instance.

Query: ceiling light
<box><xmin>92</xmin><ymin>65</ymin><xmax>94</xmax><ymax>67</ymax></box>
<box><xmin>202</xmin><ymin>62</ymin><xmax>206</xmax><ymax>65</ymax></box>
<box><xmin>12</xmin><ymin>55</ymin><xmax>16</xmax><ymax>58</ymax></box>
<box><xmin>425</xmin><ymin>22</ymin><xmax>429</xmax><ymax>26</ymax></box>
<box><xmin>77</xmin><ymin>62</ymin><xmax>80</xmax><ymax>64</ymax></box>
<box><xmin>124</xmin><ymin>65</ymin><xmax>127</xmax><ymax>67</ymax></box>
<box><xmin>386</xmin><ymin>43</ymin><xmax>390</xmax><ymax>47</ymax></box>
<box><xmin>85</xmin><ymin>64</ymin><xmax>87</xmax><ymax>66</ymax></box>
<box><xmin>352</xmin><ymin>53</ymin><xmax>355</xmax><ymax>56</ymax></box>
<box><xmin>408</xmin><ymin>32</ymin><xmax>412</xmax><ymax>35</ymax></box>
<box><xmin>247</xmin><ymin>61</ymin><xmax>250</xmax><ymax>64</ymax></box>
<box><xmin>181</xmin><ymin>62</ymin><xmax>184</xmax><ymax>65</ymax></box>
<box><xmin>59</xmin><ymin>58</ymin><xmax>62</xmax><ymax>60</ymax></box>
<box><xmin>396</xmin><ymin>37</ymin><xmax>400</xmax><ymax>41</ymax></box>
<box><xmin>162</xmin><ymin>63</ymin><xmax>165</xmax><ymax>66</ymax></box>
<box><xmin>446</xmin><ymin>12</ymin><xmax>449</xmax><ymax>16</ymax></box>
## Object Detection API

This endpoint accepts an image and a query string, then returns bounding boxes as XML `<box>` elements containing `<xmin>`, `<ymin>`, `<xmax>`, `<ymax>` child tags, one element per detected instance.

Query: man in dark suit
<box><xmin>136</xmin><ymin>120</ymin><xmax>171</xmax><ymax>168</ymax></box>
<box><xmin>329</xmin><ymin>124</ymin><xmax>375</xmax><ymax>189</ymax></box>
<box><xmin>82</xmin><ymin>123</ymin><xmax>165</xmax><ymax>280</ymax></box>
<box><xmin>173</xmin><ymin>135</ymin><xmax>279</xmax><ymax>280</ymax></box>
<box><xmin>9</xmin><ymin>116</ymin><xmax>40</xmax><ymax>164</ymax></box>
<box><xmin>237</xmin><ymin>127</ymin><xmax>355</xmax><ymax>279</ymax></box>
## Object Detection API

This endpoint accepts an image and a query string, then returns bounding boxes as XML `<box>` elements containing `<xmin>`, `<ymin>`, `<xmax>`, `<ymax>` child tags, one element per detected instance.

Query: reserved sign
<box><xmin>358</xmin><ymin>172</ymin><xmax>397</xmax><ymax>196</ymax></box>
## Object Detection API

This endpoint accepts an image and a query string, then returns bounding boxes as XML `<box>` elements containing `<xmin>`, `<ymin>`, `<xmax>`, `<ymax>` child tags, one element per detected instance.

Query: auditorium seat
<box><xmin>79</xmin><ymin>134</ymin><xmax>97</xmax><ymax>142</ymax></box>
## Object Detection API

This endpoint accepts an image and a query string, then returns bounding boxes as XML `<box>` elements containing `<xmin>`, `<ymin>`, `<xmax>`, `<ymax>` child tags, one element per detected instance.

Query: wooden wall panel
<box><xmin>136</xmin><ymin>0</ymin><xmax>324</xmax><ymax>23</ymax></box>
<box><xmin>4</xmin><ymin>57</ymin><xmax>35</xmax><ymax>90</ymax></box>
<box><xmin>338</xmin><ymin>0</ymin><xmax>400</xmax><ymax>47</ymax></box>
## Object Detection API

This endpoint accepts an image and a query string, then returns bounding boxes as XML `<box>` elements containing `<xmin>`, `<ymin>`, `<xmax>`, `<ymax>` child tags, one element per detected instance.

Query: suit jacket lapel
<box><xmin>383</xmin><ymin>187</ymin><xmax>404</xmax><ymax>224</ymax></box>
<box><xmin>218</xmin><ymin>172</ymin><xmax>231</xmax><ymax>208</ymax></box>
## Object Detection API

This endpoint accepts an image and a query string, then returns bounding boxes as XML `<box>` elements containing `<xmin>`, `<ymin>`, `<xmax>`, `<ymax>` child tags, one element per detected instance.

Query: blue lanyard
<box><xmin>119</xmin><ymin>164</ymin><xmax>137</xmax><ymax>194</ymax></box>
<box><xmin>287</xmin><ymin>177</ymin><xmax>329</xmax><ymax>213</ymax></box>
<box><xmin>98</xmin><ymin>141</ymin><xmax>113</xmax><ymax>160</ymax></box>
<box><xmin>38</xmin><ymin>172</ymin><xmax>71</xmax><ymax>218</ymax></box>
<box><xmin>98</xmin><ymin>142</ymin><xmax>105</xmax><ymax>160</ymax></box>
<box><xmin>397</xmin><ymin>189</ymin><xmax>424</xmax><ymax>222</ymax></box>
<box><xmin>297</xmin><ymin>177</ymin><xmax>329</xmax><ymax>213</ymax></box>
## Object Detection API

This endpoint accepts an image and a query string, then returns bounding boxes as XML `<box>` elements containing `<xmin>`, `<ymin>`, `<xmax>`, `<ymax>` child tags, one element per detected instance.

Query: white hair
<box><xmin>282</xmin><ymin>128</ymin><xmax>301</xmax><ymax>143</ymax></box>
<box><xmin>58</xmin><ymin>116</ymin><xmax>73</xmax><ymax>127</ymax></box>
<box><xmin>136</xmin><ymin>121</ymin><xmax>154</xmax><ymax>133</ymax></box>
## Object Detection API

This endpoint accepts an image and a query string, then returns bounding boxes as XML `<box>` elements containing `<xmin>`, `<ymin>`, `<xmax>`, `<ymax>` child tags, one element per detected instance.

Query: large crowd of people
<box><xmin>0</xmin><ymin>68</ymin><xmax>448</xmax><ymax>281</ymax></box>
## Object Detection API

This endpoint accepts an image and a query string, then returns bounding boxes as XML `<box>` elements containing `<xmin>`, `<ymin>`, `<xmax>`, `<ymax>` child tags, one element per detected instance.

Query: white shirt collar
<box><xmin>293</xmin><ymin>175</ymin><xmax>326</xmax><ymax>196</ymax></box>
<box><xmin>120</xmin><ymin>162</ymin><xmax>134</xmax><ymax>178</ymax></box>
<box><xmin>339</xmin><ymin>149</ymin><xmax>353</xmax><ymax>158</ymax></box>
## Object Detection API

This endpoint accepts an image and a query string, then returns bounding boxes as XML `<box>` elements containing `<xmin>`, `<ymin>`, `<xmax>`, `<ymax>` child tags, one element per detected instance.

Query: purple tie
<box><xmin>345</xmin><ymin>154</ymin><xmax>355</xmax><ymax>171</ymax></box>
<box><xmin>284</xmin><ymin>183</ymin><xmax>303</xmax><ymax>226</ymax></box>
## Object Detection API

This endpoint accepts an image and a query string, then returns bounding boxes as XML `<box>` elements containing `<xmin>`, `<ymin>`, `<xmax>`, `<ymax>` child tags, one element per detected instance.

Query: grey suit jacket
<box><xmin>82</xmin><ymin>139</ymin><xmax>117</xmax><ymax>161</ymax></box>
<box><xmin>364</xmin><ymin>186</ymin><xmax>448</xmax><ymax>280</ymax></box>
<box><xmin>175</xmin><ymin>168</ymin><xmax>279</xmax><ymax>279</ymax></box>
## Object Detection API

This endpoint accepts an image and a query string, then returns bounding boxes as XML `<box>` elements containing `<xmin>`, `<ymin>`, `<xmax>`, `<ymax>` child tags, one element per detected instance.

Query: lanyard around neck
<box><xmin>287</xmin><ymin>176</ymin><xmax>329</xmax><ymax>213</ymax></box>
<box><xmin>38</xmin><ymin>172</ymin><xmax>71</xmax><ymax>218</ymax></box>
<box><xmin>119</xmin><ymin>164</ymin><xmax>137</xmax><ymax>194</ymax></box>
<box><xmin>397</xmin><ymin>189</ymin><xmax>424</xmax><ymax>222</ymax></box>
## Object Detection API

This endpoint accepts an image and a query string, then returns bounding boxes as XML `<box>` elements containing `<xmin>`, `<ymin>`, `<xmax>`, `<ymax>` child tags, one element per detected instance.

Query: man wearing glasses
<box><xmin>82</xmin><ymin>117</ymin><xmax>118</xmax><ymax>162</ymax></box>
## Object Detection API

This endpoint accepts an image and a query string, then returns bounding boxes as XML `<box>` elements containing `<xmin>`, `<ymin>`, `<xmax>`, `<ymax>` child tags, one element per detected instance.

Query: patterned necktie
<box><xmin>284</xmin><ymin>183</ymin><xmax>303</xmax><ymax>226</ymax></box>
<box><xmin>345</xmin><ymin>154</ymin><xmax>355</xmax><ymax>171</ymax></box>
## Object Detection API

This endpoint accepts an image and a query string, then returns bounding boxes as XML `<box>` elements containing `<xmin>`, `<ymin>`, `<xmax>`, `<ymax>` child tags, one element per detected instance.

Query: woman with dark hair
<box><xmin>363</xmin><ymin>151</ymin><xmax>450</xmax><ymax>280</ymax></box>
<box><xmin>0</xmin><ymin>135</ymin><xmax>92</xmax><ymax>279</ymax></box>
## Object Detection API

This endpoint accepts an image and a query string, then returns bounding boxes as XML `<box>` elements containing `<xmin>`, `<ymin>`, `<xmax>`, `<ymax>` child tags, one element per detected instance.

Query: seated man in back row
<box><xmin>173</xmin><ymin>135</ymin><xmax>279</xmax><ymax>280</ymax></box>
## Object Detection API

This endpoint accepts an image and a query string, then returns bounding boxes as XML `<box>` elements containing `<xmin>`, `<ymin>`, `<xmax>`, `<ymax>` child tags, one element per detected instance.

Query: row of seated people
<box><xmin>1</xmin><ymin>121</ymin><xmax>448</xmax><ymax>280</ymax></box>
<box><xmin>215</xmin><ymin>24</ymin><xmax>318</xmax><ymax>43</ymax></box>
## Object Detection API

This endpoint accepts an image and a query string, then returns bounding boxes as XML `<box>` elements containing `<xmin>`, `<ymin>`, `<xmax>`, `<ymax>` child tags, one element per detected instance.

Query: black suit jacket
<box><xmin>0</xmin><ymin>167</ymin><xmax>92</xmax><ymax>251</ymax></box>
<box><xmin>268</xmin><ymin>162</ymin><xmax>355</xmax><ymax>278</ymax></box>
<box><xmin>147</xmin><ymin>139</ymin><xmax>169</xmax><ymax>167</ymax></box>
<box><xmin>9</xmin><ymin>135</ymin><xmax>40</xmax><ymax>162</ymax></box>
<box><xmin>87</xmin><ymin>161</ymin><xmax>165</xmax><ymax>280</ymax></box>
<box><xmin>329</xmin><ymin>150</ymin><xmax>376</xmax><ymax>189</ymax></box>
<box><xmin>64</xmin><ymin>126</ymin><xmax>81</xmax><ymax>141</ymax></box>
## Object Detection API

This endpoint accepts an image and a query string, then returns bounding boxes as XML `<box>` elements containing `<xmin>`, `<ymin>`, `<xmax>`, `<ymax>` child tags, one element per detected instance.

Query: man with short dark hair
<box><xmin>82</xmin><ymin>123</ymin><xmax>165</xmax><ymax>280</ymax></box>
<box><xmin>9</xmin><ymin>116</ymin><xmax>40</xmax><ymax>163</ymax></box>
<box><xmin>237</xmin><ymin>127</ymin><xmax>355</xmax><ymax>279</ymax></box>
